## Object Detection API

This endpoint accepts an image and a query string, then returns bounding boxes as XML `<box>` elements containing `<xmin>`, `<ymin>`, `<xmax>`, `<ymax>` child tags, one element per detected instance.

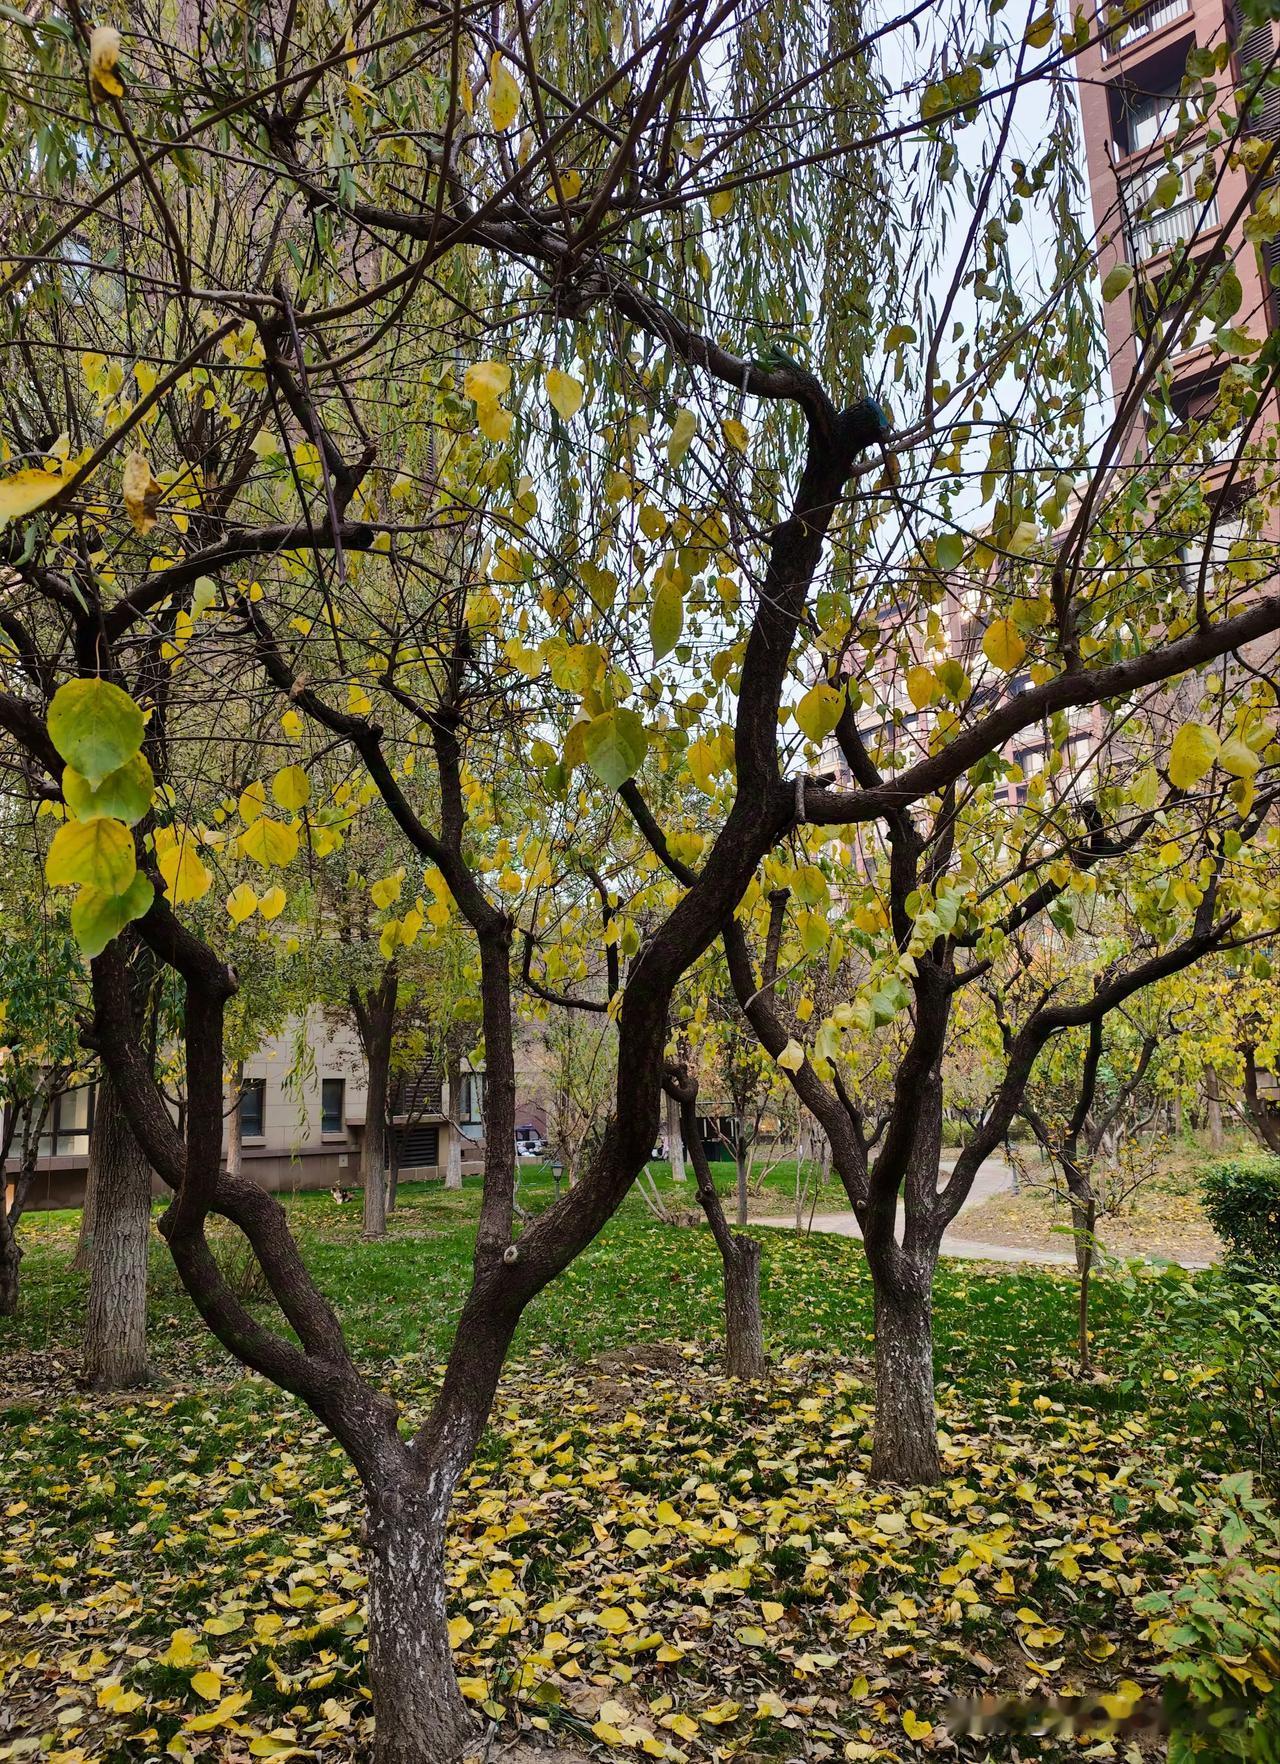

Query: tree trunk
<box><xmin>0</xmin><ymin>1202</ymin><xmax>21</xmax><ymax>1316</ymax></box>
<box><xmin>225</xmin><ymin>1061</ymin><xmax>244</xmax><ymax>1178</ymax></box>
<box><xmin>868</xmin><ymin>1255</ymin><xmax>940</xmax><ymax>1484</ymax></box>
<box><xmin>735</xmin><ymin>1143</ymin><xmax>749</xmax><ymax>1228</ymax></box>
<box><xmin>444</xmin><ymin>1049</ymin><xmax>463</xmax><ymax>1190</ymax></box>
<box><xmin>386</xmin><ymin>1122</ymin><xmax>401</xmax><ymax>1213</ymax></box>
<box><xmin>667</xmin><ymin>1090</ymin><xmax>685</xmax><ymax>1182</ymax></box>
<box><xmin>73</xmin><ymin>1157</ymin><xmax>98</xmax><ymax>1273</ymax></box>
<box><xmin>365</xmin><ymin>1491</ymin><xmax>475</xmax><ymax>1764</ymax></box>
<box><xmin>362</xmin><ymin>1033</ymin><xmax>393</xmax><ymax>1241</ymax></box>
<box><xmin>1078</xmin><ymin>1196</ymin><xmax>1096</xmax><ymax>1376</ymax></box>
<box><xmin>82</xmin><ymin>1074</ymin><xmax>153</xmax><ymax>1389</ymax></box>
<box><xmin>1205</xmin><ymin>1065</ymin><xmax>1225</xmax><ymax>1153</ymax></box>
<box><xmin>722</xmin><ymin>1234</ymin><xmax>765</xmax><ymax>1379</ymax></box>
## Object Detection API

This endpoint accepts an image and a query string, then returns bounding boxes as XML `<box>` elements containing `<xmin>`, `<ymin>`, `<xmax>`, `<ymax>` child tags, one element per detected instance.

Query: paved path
<box><xmin>751</xmin><ymin>1151</ymin><xmax>1210</xmax><ymax>1270</ymax></box>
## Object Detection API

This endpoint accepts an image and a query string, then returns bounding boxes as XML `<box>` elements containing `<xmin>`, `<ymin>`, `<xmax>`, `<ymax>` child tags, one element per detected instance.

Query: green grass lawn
<box><xmin>1</xmin><ymin>1172</ymin><xmax>1275</xmax><ymax>1763</ymax></box>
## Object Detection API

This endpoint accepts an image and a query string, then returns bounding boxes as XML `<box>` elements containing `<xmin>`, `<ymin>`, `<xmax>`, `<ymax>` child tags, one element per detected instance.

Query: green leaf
<box><xmin>650</xmin><ymin>576</ymin><xmax>683</xmax><ymax>661</ymax></box>
<box><xmin>48</xmin><ymin>678</ymin><xmax>145</xmax><ymax>787</ymax></box>
<box><xmin>934</xmin><ymin>532</ymin><xmax>965</xmax><ymax>570</ymax></box>
<box><xmin>1101</xmin><ymin>263</ymin><xmax>1134</xmax><ymax>303</ymax></box>
<box><xmin>1168</xmin><ymin>722</ymin><xmax>1220</xmax><ymax>790</ymax></box>
<box><xmin>71</xmin><ymin>872</ymin><xmax>154</xmax><ymax>957</ymax></box>
<box><xmin>583</xmin><ymin>708</ymin><xmax>648</xmax><ymax>791</ymax></box>
<box><xmin>63</xmin><ymin>753</ymin><xmax>155</xmax><ymax>826</ymax></box>
<box><xmin>45</xmin><ymin>815</ymin><xmax>136</xmax><ymax>895</ymax></box>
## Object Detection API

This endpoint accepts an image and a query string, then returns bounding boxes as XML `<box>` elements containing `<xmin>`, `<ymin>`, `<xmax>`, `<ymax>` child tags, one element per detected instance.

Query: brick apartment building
<box><xmin>1077</xmin><ymin>0</ymin><xmax>1279</xmax><ymax>460</ymax></box>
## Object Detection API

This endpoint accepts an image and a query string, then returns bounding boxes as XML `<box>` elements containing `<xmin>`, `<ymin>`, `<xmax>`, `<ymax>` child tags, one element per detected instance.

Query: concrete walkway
<box><xmin>751</xmin><ymin>1152</ymin><xmax>1208</xmax><ymax>1269</ymax></box>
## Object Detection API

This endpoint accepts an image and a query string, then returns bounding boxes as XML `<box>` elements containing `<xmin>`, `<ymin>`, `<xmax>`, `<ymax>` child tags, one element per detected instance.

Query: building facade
<box><xmin>4</xmin><ymin>1015</ymin><xmax>486</xmax><ymax>1213</ymax></box>
<box><xmin>1077</xmin><ymin>1</ymin><xmax>1279</xmax><ymax>460</ymax></box>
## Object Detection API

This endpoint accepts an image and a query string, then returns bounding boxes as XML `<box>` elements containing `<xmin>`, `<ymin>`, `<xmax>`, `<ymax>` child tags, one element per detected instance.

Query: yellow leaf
<box><xmin>794</xmin><ymin>681</ymin><xmax>844</xmax><ymax>743</ymax></box>
<box><xmin>370</xmin><ymin>872</ymin><xmax>404</xmax><ymax>908</ymax></box>
<box><xmin>596</xmin><ymin>1607</ymin><xmax>631</xmax><ymax>1634</ymax></box>
<box><xmin>258</xmin><ymin>886</ymin><xmax>286</xmax><ymax>920</ymax></box>
<box><xmin>902</xmin><ymin>1710</ymin><xmax>933</xmax><ymax>1740</ymax></box>
<box><xmin>89</xmin><ymin>25</ymin><xmax>124</xmax><ymax>101</ymax></box>
<box><xmin>46</xmin><ymin>816</ymin><xmax>136</xmax><ymax>896</ymax></box>
<box><xmin>123</xmin><ymin>450</ymin><xmax>164</xmax><ymax>535</ymax></box>
<box><xmin>226</xmin><ymin>884</ymin><xmax>257</xmax><ymax>923</ymax></box>
<box><xmin>760</xmin><ymin>1600</ymin><xmax>785</xmax><ymax>1623</ymax></box>
<box><xmin>156</xmin><ymin>829</ymin><xmax>213</xmax><ymax>904</ymax></box>
<box><xmin>487</xmin><ymin>53</ymin><xmax>521</xmax><ymax>130</ymax></box>
<box><xmin>982</xmin><ymin>617</ymin><xmax>1026</xmax><ymax>672</ymax></box>
<box><xmin>0</xmin><ymin>467</ymin><xmax>67</xmax><ymax>528</ymax></box>
<box><xmin>465</xmin><ymin>360</ymin><xmax>512</xmax><ymax>406</ymax></box>
<box><xmin>777</xmin><ymin>1039</ymin><xmax>804</xmax><ymax>1074</ymax></box>
<box><xmin>905</xmin><ymin>665</ymin><xmax>939</xmax><ymax>710</ymax></box>
<box><xmin>709</xmin><ymin>188</ymin><xmax>734</xmax><ymax>218</ymax></box>
<box><xmin>1168</xmin><ymin>722</ymin><xmax>1220</xmax><ymax>790</ymax></box>
<box><xmin>476</xmin><ymin>402</ymin><xmax>513</xmax><ymax>444</ymax></box>
<box><xmin>1218</xmin><ymin>732</ymin><xmax>1259</xmax><ymax>778</ymax></box>
<box><xmin>668</xmin><ymin>407</ymin><xmax>697</xmax><ymax>467</ymax></box>
<box><xmin>238</xmin><ymin>816</ymin><xmax>299</xmax><ymax>869</ymax></box>
<box><xmin>347</xmin><ymin>683</ymin><xmax>372</xmax><ymax>716</ymax></box>
<box><xmin>271</xmin><ymin>765</ymin><xmax>310</xmax><ymax>811</ymax></box>
<box><xmin>160</xmin><ymin>1629</ymin><xmax>199</xmax><ymax>1667</ymax></box>
<box><xmin>700</xmin><ymin>1700</ymin><xmax>742</xmax><ymax>1725</ymax></box>
<box><xmin>545</xmin><ymin>368</ymin><xmax>584</xmax><ymax>421</ymax></box>
<box><xmin>448</xmin><ymin>1616</ymin><xmax>473</xmax><ymax>1648</ymax></box>
<box><xmin>190</xmin><ymin>1670</ymin><xmax>221</xmax><ymax>1701</ymax></box>
<box><xmin>721</xmin><ymin>417</ymin><xmax>749</xmax><ymax>452</ymax></box>
<box><xmin>280</xmin><ymin>709</ymin><xmax>302</xmax><ymax>740</ymax></box>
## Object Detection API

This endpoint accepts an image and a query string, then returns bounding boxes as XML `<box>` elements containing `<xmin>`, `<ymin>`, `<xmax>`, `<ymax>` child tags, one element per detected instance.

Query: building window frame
<box><xmin>239</xmin><ymin>1078</ymin><xmax>266</xmax><ymax>1141</ymax></box>
<box><xmin>320</xmin><ymin>1077</ymin><xmax>346</xmax><ymax>1137</ymax></box>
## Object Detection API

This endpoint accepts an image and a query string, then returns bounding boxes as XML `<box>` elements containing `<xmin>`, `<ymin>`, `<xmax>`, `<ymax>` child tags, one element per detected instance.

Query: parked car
<box><xmin>514</xmin><ymin>1127</ymin><xmax>546</xmax><ymax>1159</ymax></box>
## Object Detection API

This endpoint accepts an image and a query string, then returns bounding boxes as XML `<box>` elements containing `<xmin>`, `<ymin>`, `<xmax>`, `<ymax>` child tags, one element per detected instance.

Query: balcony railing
<box><xmin>1099</xmin><ymin>0</ymin><xmax>1192</xmax><ymax>62</ymax></box>
<box><xmin>1121</xmin><ymin>158</ymin><xmax>1218</xmax><ymax>260</ymax></box>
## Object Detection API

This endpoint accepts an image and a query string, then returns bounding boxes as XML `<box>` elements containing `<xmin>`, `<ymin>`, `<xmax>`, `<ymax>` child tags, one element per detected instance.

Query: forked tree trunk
<box><xmin>675</xmin><ymin>1086</ymin><xmax>766</xmax><ymax>1380</ymax></box>
<box><xmin>365</xmin><ymin>1490</ymin><xmax>475</xmax><ymax>1764</ymax></box>
<box><xmin>82</xmin><ymin>1074</ymin><xmax>153</xmax><ymax>1389</ymax></box>
<box><xmin>666</xmin><ymin>1090</ymin><xmax>685</xmax><ymax>1182</ymax></box>
<box><xmin>868</xmin><ymin>1252</ymin><xmax>941</xmax><ymax>1484</ymax></box>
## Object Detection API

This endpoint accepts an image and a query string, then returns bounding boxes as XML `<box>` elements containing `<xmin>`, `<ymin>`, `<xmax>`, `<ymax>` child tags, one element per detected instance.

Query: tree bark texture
<box><xmin>82</xmin><ymin>1073</ymin><xmax>153</xmax><ymax>1389</ymax></box>
<box><xmin>868</xmin><ymin>1256</ymin><xmax>941</xmax><ymax>1484</ymax></box>
<box><xmin>365</xmin><ymin>1490</ymin><xmax>475</xmax><ymax>1764</ymax></box>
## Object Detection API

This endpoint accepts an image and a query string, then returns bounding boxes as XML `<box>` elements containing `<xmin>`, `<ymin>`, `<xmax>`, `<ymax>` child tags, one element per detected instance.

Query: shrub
<box><xmin>1137</xmin><ymin>1473</ymin><xmax>1280</xmax><ymax>1761</ymax></box>
<box><xmin>1202</xmin><ymin>1158</ymin><xmax>1280</xmax><ymax>1277</ymax></box>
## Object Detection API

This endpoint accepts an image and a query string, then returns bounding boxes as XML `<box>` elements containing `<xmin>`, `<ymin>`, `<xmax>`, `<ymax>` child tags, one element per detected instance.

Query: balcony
<box><xmin>1121</xmin><ymin>162</ymin><xmax>1218</xmax><ymax>260</ymax></box>
<box><xmin>1100</xmin><ymin>0</ymin><xmax>1192</xmax><ymax>62</ymax></box>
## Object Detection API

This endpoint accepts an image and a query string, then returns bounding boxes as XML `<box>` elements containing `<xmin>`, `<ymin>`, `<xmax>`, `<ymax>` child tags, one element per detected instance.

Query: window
<box><xmin>35</xmin><ymin>1085</ymin><xmax>95</xmax><ymax>1160</ymax></box>
<box><xmin>458</xmin><ymin>1072</ymin><xmax>484</xmax><ymax>1125</ymax></box>
<box><xmin>1119</xmin><ymin>83</ymin><xmax>1182</xmax><ymax>156</ymax></box>
<box><xmin>321</xmin><ymin>1078</ymin><xmax>345</xmax><ymax>1136</ymax></box>
<box><xmin>239</xmin><ymin>1079</ymin><xmax>265</xmax><ymax>1139</ymax></box>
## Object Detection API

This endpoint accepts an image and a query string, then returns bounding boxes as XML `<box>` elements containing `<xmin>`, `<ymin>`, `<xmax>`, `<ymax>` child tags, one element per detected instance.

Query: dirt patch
<box><xmin>959</xmin><ymin>1177</ymin><xmax>1222</xmax><ymax>1266</ymax></box>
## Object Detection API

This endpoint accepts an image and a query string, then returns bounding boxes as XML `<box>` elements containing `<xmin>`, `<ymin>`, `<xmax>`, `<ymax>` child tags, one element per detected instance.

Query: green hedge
<box><xmin>1202</xmin><ymin>1158</ymin><xmax>1280</xmax><ymax>1277</ymax></box>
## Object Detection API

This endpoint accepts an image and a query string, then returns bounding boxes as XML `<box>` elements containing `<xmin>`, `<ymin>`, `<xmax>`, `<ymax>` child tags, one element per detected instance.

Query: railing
<box><xmin>1099</xmin><ymin>0</ymin><xmax>1192</xmax><ymax>61</ymax></box>
<box><xmin>1121</xmin><ymin>155</ymin><xmax>1218</xmax><ymax>260</ymax></box>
